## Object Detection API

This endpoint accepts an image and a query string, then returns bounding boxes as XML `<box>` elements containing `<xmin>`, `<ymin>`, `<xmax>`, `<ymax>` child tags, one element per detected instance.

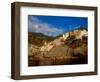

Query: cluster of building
<box><xmin>40</xmin><ymin>29</ymin><xmax>87</xmax><ymax>52</ymax></box>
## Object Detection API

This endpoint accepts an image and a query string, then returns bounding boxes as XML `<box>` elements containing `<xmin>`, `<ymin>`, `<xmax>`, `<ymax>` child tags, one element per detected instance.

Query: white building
<box><xmin>75</xmin><ymin>29</ymin><xmax>87</xmax><ymax>39</ymax></box>
<box><xmin>62</xmin><ymin>33</ymin><xmax>69</xmax><ymax>40</ymax></box>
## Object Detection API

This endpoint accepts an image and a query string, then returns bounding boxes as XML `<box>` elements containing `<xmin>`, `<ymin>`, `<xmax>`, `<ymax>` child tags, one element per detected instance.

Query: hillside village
<box><xmin>28</xmin><ymin>28</ymin><xmax>88</xmax><ymax>66</ymax></box>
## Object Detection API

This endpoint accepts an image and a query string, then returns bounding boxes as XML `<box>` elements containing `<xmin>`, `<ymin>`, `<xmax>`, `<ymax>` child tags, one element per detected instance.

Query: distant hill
<box><xmin>28</xmin><ymin>32</ymin><xmax>56</xmax><ymax>46</ymax></box>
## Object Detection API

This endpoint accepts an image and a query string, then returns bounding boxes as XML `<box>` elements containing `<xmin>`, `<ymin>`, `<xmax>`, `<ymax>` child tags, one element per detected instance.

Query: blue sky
<box><xmin>28</xmin><ymin>15</ymin><xmax>88</xmax><ymax>37</ymax></box>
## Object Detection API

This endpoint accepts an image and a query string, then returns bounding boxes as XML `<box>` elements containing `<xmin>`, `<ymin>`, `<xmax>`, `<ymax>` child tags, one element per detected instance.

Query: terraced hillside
<box><xmin>28</xmin><ymin>28</ymin><xmax>88</xmax><ymax>66</ymax></box>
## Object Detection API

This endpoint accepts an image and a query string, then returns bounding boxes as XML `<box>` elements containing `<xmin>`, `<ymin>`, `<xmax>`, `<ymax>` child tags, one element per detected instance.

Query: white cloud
<box><xmin>28</xmin><ymin>16</ymin><xmax>64</xmax><ymax>37</ymax></box>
